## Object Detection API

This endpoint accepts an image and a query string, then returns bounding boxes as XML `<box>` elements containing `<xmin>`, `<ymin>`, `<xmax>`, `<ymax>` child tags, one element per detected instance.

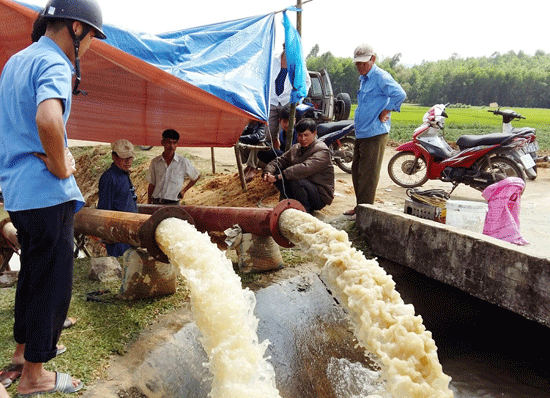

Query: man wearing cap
<box><xmin>97</xmin><ymin>139</ymin><xmax>138</xmax><ymax>257</ymax></box>
<box><xmin>0</xmin><ymin>0</ymin><xmax>106</xmax><ymax>395</ymax></box>
<box><xmin>344</xmin><ymin>44</ymin><xmax>406</xmax><ymax>216</ymax></box>
<box><xmin>147</xmin><ymin>129</ymin><xmax>201</xmax><ymax>205</ymax></box>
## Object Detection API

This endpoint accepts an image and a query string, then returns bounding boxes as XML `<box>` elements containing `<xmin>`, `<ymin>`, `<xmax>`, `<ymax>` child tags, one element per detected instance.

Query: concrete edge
<box><xmin>355</xmin><ymin>204</ymin><xmax>550</xmax><ymax>328</ymax></box>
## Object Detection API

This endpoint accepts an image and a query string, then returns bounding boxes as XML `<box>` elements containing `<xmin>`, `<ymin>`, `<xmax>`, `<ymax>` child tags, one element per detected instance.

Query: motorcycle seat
<box><xmin>510</xmin><ymin>127</ymin><xmax>535</xmax><ymax>134</ymax></box>
<box><xmin>456</xmin><ymin>132</ymin><xmax>513</xmax><ymax>149</ymax></box>
<box><xmin>316</xmin><ymin>120</ymin><xmax>354</xmax><ymax>138</ymax></box>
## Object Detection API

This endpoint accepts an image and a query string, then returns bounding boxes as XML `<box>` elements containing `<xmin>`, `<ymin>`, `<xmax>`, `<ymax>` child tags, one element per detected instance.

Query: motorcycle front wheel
<box><xmin>333</xmin><ymin>137</ymin><xmax>354</xmax><ymax>174</ymax></box>
<box><xmin>484</xmin><ymin>156</ymin><xmax>526</xmax><ymax>183</ymax></box>
<box><xmin>388</xmin><ymin>151</ymin><xmax>429</xmax><ymax>188</ymax></box>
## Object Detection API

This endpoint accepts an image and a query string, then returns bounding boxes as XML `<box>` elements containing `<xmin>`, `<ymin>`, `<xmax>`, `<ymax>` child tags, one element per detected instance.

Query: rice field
<box><xmin>349</xmin><ymin>104</ymin><xmax>550</xmax><ymax>150</ymax></box>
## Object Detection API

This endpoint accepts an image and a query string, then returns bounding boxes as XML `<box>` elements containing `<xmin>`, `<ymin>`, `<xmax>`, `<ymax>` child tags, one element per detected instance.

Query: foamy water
<box><xmin>279</xmin><ymin>209</ymin><xmax>453</xmax><ymax>398</ymax></box>
<box><xmin>155</xmin><ymin>218</ymin><xmax>281</xmax><ymax>398</ymax></box>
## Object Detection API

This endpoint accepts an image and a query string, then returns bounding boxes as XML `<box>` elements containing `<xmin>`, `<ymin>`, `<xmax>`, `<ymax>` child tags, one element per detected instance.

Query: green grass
<box><xmin>0</xmin><ymin>258</ymin><xmax>189</xmax><ymax>397</ymax></box>
<box><xmin>350</xmin><ymin>104</ymin><xmax>550</xmax><ymax>150</ymax></box>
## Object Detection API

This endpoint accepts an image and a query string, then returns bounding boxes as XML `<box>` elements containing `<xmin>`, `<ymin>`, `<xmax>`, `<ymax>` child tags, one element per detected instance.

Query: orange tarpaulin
<box><xmin>0</xmin><ymin>0</ymin><xmax>255</xmax><ymax>147</ymax></box>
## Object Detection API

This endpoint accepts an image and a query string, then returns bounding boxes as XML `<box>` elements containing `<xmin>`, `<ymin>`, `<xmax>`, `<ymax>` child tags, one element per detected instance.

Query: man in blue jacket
<box><xmin>345</xmin><ymin>44</ymin><xmax>406</xmax><ymax>216</ymax></box>
<box><xmin>98</xmin><ymin>139</ymin><xmax>138</xmax><ymax>257</ymax></box>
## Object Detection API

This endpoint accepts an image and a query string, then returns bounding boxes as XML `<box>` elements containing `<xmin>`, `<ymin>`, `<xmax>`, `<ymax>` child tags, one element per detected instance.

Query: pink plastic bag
<box><xmin>482</xmin><ymin>177</ymin><xmax>528</xmax><ymax>245</ymax></box>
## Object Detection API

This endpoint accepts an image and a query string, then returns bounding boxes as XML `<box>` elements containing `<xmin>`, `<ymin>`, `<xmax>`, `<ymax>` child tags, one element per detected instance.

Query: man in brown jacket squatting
<box><xmin>262</xmin><ymin>118</ymin><xmax>334</xmax><ymax>214</ymax></box>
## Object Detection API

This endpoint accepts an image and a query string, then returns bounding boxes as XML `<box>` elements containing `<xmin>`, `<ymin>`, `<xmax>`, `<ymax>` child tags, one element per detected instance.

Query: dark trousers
<box><xmin>352</xmin><ymin>133</ymin><xmax>388</xmax><ymax>206</ymax></box>
<box><xmin>275</xmin><ymin>178</ymin><xmax>325</xmax><ymax>213</ymax></box>
<box><xmin>257</xmin><ymin>148</ymin><xmax>283</xmax><ymax>166</ymax></box>
<box><xmin>9</xmin><ymin>201</ymin><xmax>76</xmax><ymax>363</ymax></box>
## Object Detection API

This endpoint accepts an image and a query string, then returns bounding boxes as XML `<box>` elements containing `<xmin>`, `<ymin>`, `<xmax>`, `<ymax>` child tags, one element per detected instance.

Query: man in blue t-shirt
<box><xmin>0</xmin><ymin>0</ymin><xmax>106</xmax><ymax>395</ymax></box>
<box><xmin>98</xmin><ymin>139</ymin><xmax>138</xmax><ymax>257</ymax></box>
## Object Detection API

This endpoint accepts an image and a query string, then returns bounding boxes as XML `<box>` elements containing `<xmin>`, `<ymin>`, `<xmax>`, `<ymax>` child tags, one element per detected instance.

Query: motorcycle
<box><xmin>488</xmin><ymin>107</ymin><xmax>539</xmax><ymax>180</ymax></box>
<box><xmin>316</xmin><ymin>120</ymin><xmax>355</xmax><ymax>173</ymax></box>
<box><xmin>387</xmin><ymin>104</ymin><xmax>534</xmax><ymax>193</ymax></box>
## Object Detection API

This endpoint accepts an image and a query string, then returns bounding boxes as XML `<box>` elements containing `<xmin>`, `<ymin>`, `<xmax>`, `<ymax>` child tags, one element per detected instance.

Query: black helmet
<box><xmin>41</xmin><ymin>0</ymin><xmax>106</xmax><ymax>40</ymax></box>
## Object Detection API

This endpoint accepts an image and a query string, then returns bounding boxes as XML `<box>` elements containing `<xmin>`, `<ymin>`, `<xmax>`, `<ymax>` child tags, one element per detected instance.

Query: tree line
<box><xmin>306</xmin><ymin>45</ymin><xmax>550</xmax><ymax>109</ymax></box>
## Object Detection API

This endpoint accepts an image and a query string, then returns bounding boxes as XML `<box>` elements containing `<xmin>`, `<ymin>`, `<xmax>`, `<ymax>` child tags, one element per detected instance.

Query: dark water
<box><xmin>380</xmin><ymin>259</ymin><xmax>550</xmax><ymax>398</ymax></box>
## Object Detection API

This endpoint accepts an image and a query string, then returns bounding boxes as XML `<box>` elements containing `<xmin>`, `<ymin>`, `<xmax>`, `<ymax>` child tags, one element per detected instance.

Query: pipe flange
<box><xmin>139</xmin><ymin>206</ymin><xmax>195</xmax><ymax>263</ymax></box>
<box><xmin>269</xmin><ymin>199</ymin><xmax>306</xmax><ymax>248</ymax></box>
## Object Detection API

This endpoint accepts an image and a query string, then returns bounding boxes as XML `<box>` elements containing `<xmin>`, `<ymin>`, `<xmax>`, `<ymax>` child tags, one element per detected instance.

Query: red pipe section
<box><xmin>73</xmin><ymin>206</ymin><xmax>194</xmax><ymax>262</ymax></box>
<box><xmin>138</xmin><ymin>199</ymin><xmax>306</xmax><ymax>248</ymax></box>
<box><xmin>71</xmin><ymin>200</ymin><xmax>305</xmax><ymax>262</ymax></box>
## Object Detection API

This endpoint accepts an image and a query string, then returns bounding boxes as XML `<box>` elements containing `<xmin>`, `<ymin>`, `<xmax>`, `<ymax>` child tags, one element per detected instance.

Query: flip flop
<box><xmin>63</xmin><ymin>317</ymin><xmax>77</xmax><ymax>329</ymax></box>
<box><xmin>16</xmin><ymin>371</ymin><xmax>83</xmax><ymax>397</ymax></box>
<box><xmin>343</xmin><ymin>209</ymin><xmax>356</xmax><ymax>216</ymax></box>
<box><xmin>56</xmin><ymin>345</ymin><xmax>67</xmax><ymax>356</ymax></box>
<box><xmin>0</xmin><ymin>363</ymin><xmax>23</xmax><ymax>388</ymax></box>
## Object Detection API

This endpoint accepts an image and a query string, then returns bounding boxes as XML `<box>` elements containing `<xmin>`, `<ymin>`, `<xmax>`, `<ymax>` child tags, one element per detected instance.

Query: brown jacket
<box><xmin>264</xmin><ymin>139</ymin><xmax>334</xmax><ymax>205</ymax></box>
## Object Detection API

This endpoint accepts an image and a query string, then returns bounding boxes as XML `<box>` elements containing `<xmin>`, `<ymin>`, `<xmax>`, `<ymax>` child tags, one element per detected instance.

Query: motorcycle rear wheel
<box><xmin>388</xmin><ymin>151</ymin><xmax>429</xmax><ymax>188</ymax></box>
<box><xmin>484</xmin><ymin>156</ymin><xmax>526</xmax><ymax>183</ymax></box>
<box><xmin>333</xmin><ymin>137</ymin><xmax>354</xmax><ymax>174</ymax></box>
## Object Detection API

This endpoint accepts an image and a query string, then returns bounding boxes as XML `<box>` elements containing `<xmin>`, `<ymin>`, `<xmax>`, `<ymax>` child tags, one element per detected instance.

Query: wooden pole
<box><xmin>210</xmin><ymin>147</ymin><xmax>216</xmax><ymax>174</ymax></box>
<box><xmin>285</xmin><ymin>0</ymin><xmax>303</xmax><ymax>151</ymax></box>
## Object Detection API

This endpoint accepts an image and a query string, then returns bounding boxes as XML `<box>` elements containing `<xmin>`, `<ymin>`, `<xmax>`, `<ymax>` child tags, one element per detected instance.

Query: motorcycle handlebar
<box><xmin>488</xmin><ymin>108</ymin><xmax>525</xmax><ymax>121</ymax></box>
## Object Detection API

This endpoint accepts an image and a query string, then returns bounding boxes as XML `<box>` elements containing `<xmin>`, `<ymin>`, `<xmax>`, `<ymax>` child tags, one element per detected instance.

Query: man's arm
<box><xmin>147</xmin><ymin>183</ymin><xmax>155</xmax><ymax>204</ymax></box>
<box><xmin>179</xmin><ymin>175</ymin><xmax>200</xmax><ymax>199</ymax></box>
<box><xmin>34</xmin><ymin>98</ymin><xmax>74</xmax><ymax>179</ymax></box>
<box><xmin>97</xmin><ymin>173</ymin><xmax>114</xmax><ymax>210</ymax></box>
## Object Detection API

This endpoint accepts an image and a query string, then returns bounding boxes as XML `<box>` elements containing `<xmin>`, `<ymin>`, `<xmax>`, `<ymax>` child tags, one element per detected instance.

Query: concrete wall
<box><xmin>355</xmin><ymin>204</ymin><xmax>550</xmax><ymax>328</ymax></box>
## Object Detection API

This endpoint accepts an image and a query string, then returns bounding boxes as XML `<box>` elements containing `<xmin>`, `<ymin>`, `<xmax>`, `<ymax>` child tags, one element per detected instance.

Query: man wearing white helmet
<box><xmin>0</xmin><ymin>0</ymin><xmax>106</xmax><ymax>395</ymax></box>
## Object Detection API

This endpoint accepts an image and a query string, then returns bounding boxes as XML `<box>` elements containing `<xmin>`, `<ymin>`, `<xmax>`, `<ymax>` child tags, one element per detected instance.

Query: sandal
<box><xmin>0</xmin><ymin>363</ymin><xmax>23</xmax><ymax>388</ymax></box>
<box><xmin>343</xmin><ymin>209</ymin><xmax>356</xmax><ymax>216</ymax></box>
<box><xmin>16</xmin><ymin>371</ymin><xmax>83</xmax><ymax>397</ymax></box>
<box><xmin>62</xmin><ymin>317</ymin><xmax>77</xmax><ymax>329</ymax></box>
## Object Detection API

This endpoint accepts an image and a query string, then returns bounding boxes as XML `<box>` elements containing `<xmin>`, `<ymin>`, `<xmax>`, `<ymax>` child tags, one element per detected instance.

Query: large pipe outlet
<box><xmin>138</xmin><ymin>199</ymin><xmax>306</xmax><ymax>248</ymax></box>
<box><xmin>74</xmin><ymin>206</ymin><xmax>194</xmax><ymax>263</ymax></box>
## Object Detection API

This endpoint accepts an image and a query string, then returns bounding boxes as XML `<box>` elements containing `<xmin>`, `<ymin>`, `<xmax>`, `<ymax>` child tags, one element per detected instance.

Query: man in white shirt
<box><xmin>146</xmin><ymin>129</ymin><xmax>201</xmax><ymax>204</ymax></box>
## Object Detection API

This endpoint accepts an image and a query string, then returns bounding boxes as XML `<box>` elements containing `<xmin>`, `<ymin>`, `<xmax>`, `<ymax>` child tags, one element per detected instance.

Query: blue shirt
<box><xmin>97</xmin><ymin>163</ymin><xmax>137</xmax><ymax>257</ymax></box>
<box><xmin>97</xmin><ymin>163</ymin><xmax>138</xmax><ymax>214</ymax></box>
<box><xmin>354</xmin><ymin>64</ymin><xmax>406</xmax><ymax>139</ymax></box>
<box><xmin>0</xmin><ymin>36</ymin><xmax>84</xmax><ymax>211</ymax></box>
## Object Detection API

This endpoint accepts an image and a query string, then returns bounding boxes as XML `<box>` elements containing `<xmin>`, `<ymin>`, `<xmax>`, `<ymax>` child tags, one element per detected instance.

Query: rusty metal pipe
<box><xmin>138</xmin><ymin>199</ymin><xmax>306</xmax><ymax>248</ymax></box>
<box><xmin>74</xmin><ymin>206</ymin><xmax>194</xmax><ymax>262</ymax></box>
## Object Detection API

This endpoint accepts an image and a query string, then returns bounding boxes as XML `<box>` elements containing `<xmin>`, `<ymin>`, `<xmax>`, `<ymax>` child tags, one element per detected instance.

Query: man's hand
<box><xmin>262</xmin><ymin>172</ymin><xmax>278</xmax><ymax>183</ymax></box>
<box><xmin>34</xmin><ymin>147</ymin><xmax>76</xmax><ymax>178</ymax></box>
<box><xmin>379</xmin><ymin>110</ymin><xmax>391</xmax><ymax>123</ymax></box>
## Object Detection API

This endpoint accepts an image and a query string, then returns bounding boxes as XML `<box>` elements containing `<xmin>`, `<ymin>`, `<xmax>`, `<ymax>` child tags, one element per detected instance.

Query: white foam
<box><xmin>155</xmin><ymin>218</ymin><xmax>281</xmax><ymax>398</ymax></box>
<box><xmin>279</xmin><ymin>209</ymin><xmax>454</xmax><ymax>398</ymax></box>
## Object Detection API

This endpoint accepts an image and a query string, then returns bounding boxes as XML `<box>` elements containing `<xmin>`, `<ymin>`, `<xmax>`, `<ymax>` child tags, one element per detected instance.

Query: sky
<box><xmin>25</xmin><ymin>0</ymin><xmax>550</xmax><ymax>66</ymax></box>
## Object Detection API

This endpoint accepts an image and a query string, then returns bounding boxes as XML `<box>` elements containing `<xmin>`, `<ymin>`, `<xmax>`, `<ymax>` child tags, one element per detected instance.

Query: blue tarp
<box><xmin>103</xmin><ymin>14</ymin><xmax>276</xmax><ymax>121</ymax></box>
<box><xmin>283</xmin><ymin>9</ymin><xmax>308</xmax><ymax>104</ymax></box>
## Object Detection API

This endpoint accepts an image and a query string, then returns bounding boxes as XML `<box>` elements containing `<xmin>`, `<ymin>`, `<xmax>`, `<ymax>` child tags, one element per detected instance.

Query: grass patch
<box><xmin>280</xmin><ymin>247</ymin><xmax>313</xmax><ymax>266</ymax></box>
<box><xmin>0</xmin><ymin>257</ymin><xmax>189</xmax><ymax>396</ymax></box>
